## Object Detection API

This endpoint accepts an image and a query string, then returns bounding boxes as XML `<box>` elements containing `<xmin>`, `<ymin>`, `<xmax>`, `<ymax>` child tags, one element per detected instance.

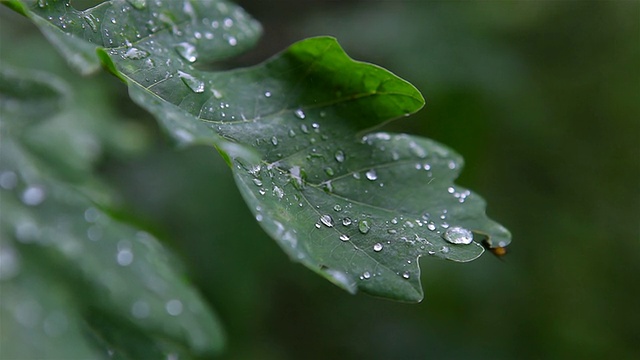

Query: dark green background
<box><xmin>2</xmin><ymin>1</ymin><xmax>638</xmax><ymax>358</ymax></box>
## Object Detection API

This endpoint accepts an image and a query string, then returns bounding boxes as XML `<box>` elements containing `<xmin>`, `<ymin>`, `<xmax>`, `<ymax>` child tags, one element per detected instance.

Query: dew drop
<box><xmin>373</xmin><ymin>243</ymin><xmax>383</xmax><ymax>252</ymax></box>
<box><xmin>294</xmin><ymin>108</ymin><xmax>306</xmax><ymax>119</ymax></box>
<box><xmin>334</xmin><ymin>150</ymin><xmax>345</xmax><ymax>163</ymax></box>
<box><xmin>339</xmin><ymin>234</ymin><xmax>350</xmax><ymax>241</ymax></box>
<box><xmin>227</xmin><ymin>35</ymin><xmax>237</xmax><ymax>46</ymax></box>
<box><xmin>365</xmin><ymin>169</ymin><xmax>377</xmax><ymax>181</ymax></box>
<box><xmin>175</xmin><ymin>42</ymin><xmax>198</xmax><ymax>63</ymax></box>
<box><xmin>320</xmin><ymin>214</ymin><xmax>334</xmax><ymax>227</ymax></box>
<box><xmin>126</xmin><ymin>0</ymin><xmax>147</xmax><ymax>10</ymax></box>
<box><xmin>314</xmin><ymin>223</ymin><xmax>321</xmax><ymax>229</ymax></box>
<box><xmin>442</xmin><ymin>226</ymin><xmax>474</xmax><ymax>245</ymax></box>
<box><xmin>177</xmin><ymin>70</ymin><xmax>205</xmax><ymax>93</ymax></box>
<box><xmin>124</xmin><ymin>47</ymin><xmax>149</xmax><ymax>60</ymax></box>
<box><xmin>324</xmin><ymin>167</ymin><xmax>335</xmax><ymax>176</ymax></box>
<box><xmin>447</xmin><ymin>186</ymin><xmax>455</xmax><ymax>194</ymax></box>
<box><xmin>358</xmin><ymin>220</ymin><xmax>371</xmax><ymax>234</ymax></box>
<box><xmin>271</xmin><ymin>136</ymin><xmax>278</xmax><ymax>146</ymax></box>
<box><xmin>264</xmin><ymin>91</ymin><xmax>272</xmax><ymax>97</ymax></box>
<box><xmin>116</xmin><ymin>249</ymin><xmax>134</xmax><ymax>266</ymax></box>
<box><xmin>448</xmin><ymin>161</ymin><xmax>457</xmax><ymax>170</ymax></box>
<box><xmin>165</xmin><ymin>299</ymin><xmax>183</xmax><ymax>316</ymax></box>
<box><xmin>252</xmin><ymin>178</ymin><xmax>262</xmax><ymax>186</ymax></box>
<box><xmin>272</xmin><ymin>185</ymin><xmax>284</xmax><ymax>199</ymax></box>
<box><xmin>427</xmin><ymin>222</ymin><xmax>436</xmax><ymax>231</ymax></box>
<box><xmin>333</xmin><ymin>204</ymin><xmax>342</xmax><ymax>212</ymax></box>
<box><xmin>21</xmin><ymin>185</ymin><xmax>46</xmax><ymax>206</ymax></box>
<box><xmin>362</xmin><ymin>271</ymin><xmax>371</xmax><ymax>279</ymax></box>
<box><xmin>402</xmin><ymin>271</ymin><xmax>410</xmax><ymax>279</ymax></box>
<box><xmin>342</xmin><ymin>217</ymin><xmax>352</xmax><ymax>226</ymax></box>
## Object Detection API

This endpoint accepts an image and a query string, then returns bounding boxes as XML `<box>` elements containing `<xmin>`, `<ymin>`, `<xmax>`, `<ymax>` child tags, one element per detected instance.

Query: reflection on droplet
<box><xmin>21</xmin><ymin>185</ymin><xmax>46</xmax><ymax>206</ymax></box>
<box><xmin>131</xmin><ymin>300</ymin><xmax>150</xmax><ymax>319</ymax></box>
<box><xmin>373</xmin><ymin>243</ymin><xmax>383</xmax><ymax>252</ymax></box>
<box><xmin>320</xmin><ymin>214</ymin><xmax>334</xmax><ymax>227</ymax></box>
<box><xmin>165</xmin><ymin>299</ymin><xmax>183</xmax><ymax>316</ymax></box>
<box><xmin>294</xmin><ymin>108</ymin><xmax>306</xmax><ymax>119</ymax></box>
<box><xmin>177</xmin><ymin>70</ymin><xmax>205</xmax><ymax>93</ymax></box>
<box><xmin>365</xmin><ymin>169</ymin><xmax>377</xmax><ymax>181</ymax></box>
<box><xmin>358</xmin><ymin>220</ymin><xmax>371</xmax><ymax>234</ymax></box>
<box><xmin>442</xmin><ymin>226</ymin><xmax>474</xmax><ymax>245</ymax></box>
<box><xmin>175</xmin><ymin>42</ymin><xmax>198</xmax><ymax>62</ymax></box>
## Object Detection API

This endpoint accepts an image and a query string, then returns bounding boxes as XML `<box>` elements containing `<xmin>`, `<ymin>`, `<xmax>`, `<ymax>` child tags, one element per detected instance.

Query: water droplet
<box><xmin>256</xmin><ymin>214</ymin><xmax>263</xmax><ymax>222</ymax></box>
<box><xmin>175</xmin><ymin>42</ymin><xmax>198</xmax><ymax>63</ymax></box>
<box><xmin>365</xmin><ymin>169</ymin><xmax>377</xmax><ymax>181</ymax></box>
<box><xmin>447</xmin><ymin>186</ymin><xmax>455</xmax><ymax>194</ymax></box>
<box><xmin>294</xmin><ymin>108</ymin><xmax>306</xmax><ymax>119</ymax></box>
<box><xmin>440</xmin><ymin>246</ymin><xmax>450</xmax><ymax>254</ymax></box>
<box><xmin>227</xmin><ymin>35</ymin><xmax>237</xmax><ymax>46</ymax></box>
<box><xmin>373</xmin><ymin>243</ymin><xmax>383</xmax><ymax>252</ymax></box>
<box><xmin>362</xmin><ymin>271</ymin><xmax>371</xmax><ymax>279</ymax></box>
<box><xmin>427</xmin><ymin>222</ymin><xmax>436</xmax><ymax>231</ymax></box>
<box><xmin>402</xmin><ymin>271</ymin><xmax>410</xmax><ymax>279</ymax></box>
<box><xmin>339</xmin><ymin>234</ymin><xmax>350</xmax><ymax>241</ymax></box>
<box><xmin>333</xmin><ymin>204</ymin><xmax>342</xmax><ymax>212</ymax></box>
<box><xmin>110</xmin><ymin>18</ymin><xmax>116</xmax><ymax>24</ymax></box>
<box><xmin>165</xmin><ymin>299</ymin><xmax>183</xmax><ymax>316</ymax></box>
<box><xmin>342</xmin><ymin>217</ymin><xmax>352</xmax><ymax>226</ymax></box>
<box><xmin>320</xmin><ymin>214</ymin><xmax>334</xmax><ymax>227</ymax></box>
<box><xmin>21</xmin><ymin>185</ymin><xmax>46</xmax><ymax>206</ymax></box>
<box><xmin>448</xmin><ymin>161</ymin><xmax>457</xmax><ymax>169</ymax></box>
<box><xmin>0</xmin><ymin>171</ymin><xmax>17</xmax><ymax>189</ymax></box>
<box><xmin>124</xmin><ymin>47</ymin><xmax>149</xmax><ymax>60</ymax></box>
<box><xmin>131</xmin><ymin>300</ymin><xmax>150</xmax><ymax>318</ymax></box>
<box><xmin>264</xmin><ymin>91</ymin><xmax>272</xmax><ymax>97</ymax></box>
<box><xmin>252</xmin><ymin>178</ymin><xmax>262</xmax><ymax>186</ymax></box>
<box><xmin>272</xmin><ymin>185</ymin><xmax>284</xmax><ymax>199</ymax></box>
<box><xmin>353</xmin><ymin>172</ymin><xmax>361</xmax><ymax>180</ymax></box>
<box><xmin>314</xmin><ymin>223</ymin><xmax>321</xmax><ymax>229</ymax></box>
<box><xmin>126</xmin><ymin>0</ymin><xmax>147</xmax><ymax>10</ymax></box>
<box><xmin>116</xmin><ymin>249</ymin><xmax>134</xmax><ymax>266</ymax></box>
<box><xmin>423</xmin><ymin>164</ymin><xmax>431</xmax><ymax>171</ymax></box>
<box><xmin>358</xmin><ymin>220</ymin><xmax>371</xmax><ymax>234</ymax></box>
<box><xmin>177</xmin><ymin>70</ymin><xmax>205</xmax><ymax>93</ymax></box>
<box><xmin>334</xmin><ymin>150</ymin><xmax>345</xmax><ymax>163</ymax></box>
<box><xmin>324</xmin><ymin>167</ymin><xmax>335</xmax><ymax>176</ymax></box>
<box><xmin>84</xmin><ymin>207</ymin><xmax>100</xmax><ymax>223</ymax></box>
<box><xmin>442</xmin><ymin>226</ymin><xmax>474</xmax><ymax>245</ymax></box>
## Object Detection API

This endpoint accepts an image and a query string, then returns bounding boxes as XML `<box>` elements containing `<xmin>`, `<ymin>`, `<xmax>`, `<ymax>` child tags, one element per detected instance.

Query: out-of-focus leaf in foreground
<box><xmin>7</xmin><ymin>0</ymin><xmax>511</xmax><ymax>301</ymax></box>
<box><xmin>0</xmin><ymin>64</ymin><xmax>224</xmax><ymax>358</ymax></box>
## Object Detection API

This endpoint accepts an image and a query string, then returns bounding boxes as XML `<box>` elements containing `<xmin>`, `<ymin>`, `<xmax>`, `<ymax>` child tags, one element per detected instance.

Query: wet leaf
<box><xmin>7</xmin><ymin>0</ymin><xmax>511</xmax><ymax>301</ymax></box>
<box><xmin>0</xmin><ymin>65</ymin><xmax>224</xmax><ymax>358</ymax></box>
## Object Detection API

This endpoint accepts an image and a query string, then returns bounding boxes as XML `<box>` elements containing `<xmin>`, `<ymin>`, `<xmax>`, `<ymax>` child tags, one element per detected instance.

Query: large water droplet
<box><xmin>442</xmin><ymin>226</ymin><xmax>474</xmax><ymax>245</ymax></box>
<box><xmin>294</xmin><ymin>108</ymin><xmax>306</xmax><ymax>119</ymax></box>
<box><xmin>373</xmin><ymin>243</ymin><xmax>383</xmax><ymax>252</ymax></box>
<box><xmin>320</xmin><ymin>214</ymin><xmax>334</xmax><ymax>227</ymax></box>
<box><xmin>178</xmin><ymin>70</ymin><xmax>204</xmax><ymax>93</ymax></box>
<box><xmin>175</xmin><ymin>42</ymin><xmax>198</xmax><ymax>63</ymax></box>
<box><xmin>358</xmin><ymin>220</ymin><xmax>371</xmax><ymax>234</ymax></box>
<box><xmin>124</xmin><ymin>47</ymin><xmax>149</xmax><ymax>60</ymax></box>
<box><xmin>365</xmin><ymin>169</ymin><xmax>377</xmax><ymax>181</ymax></box>
<box><xmin>21</xmin><ymin>185</ymin><xmax>46</xmax><ymax>206</ymax></box>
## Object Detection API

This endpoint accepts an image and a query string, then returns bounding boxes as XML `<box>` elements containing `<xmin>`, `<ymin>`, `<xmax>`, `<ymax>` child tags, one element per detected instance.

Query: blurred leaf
<box><xmin>0</xmin><ymin>65</ymin><xmax>224</xmax><ymax>358</ymax></box>
<box><xmin>7</xmin><ymin>0</ymin><xmax>511</xmax><ymax>301</ymax></box>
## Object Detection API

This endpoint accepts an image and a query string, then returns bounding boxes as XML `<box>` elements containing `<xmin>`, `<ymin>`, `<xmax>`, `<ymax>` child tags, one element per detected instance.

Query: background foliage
<box><xmin>1</xmin><ymin>0</ymin><xmax>638</xmax><ymax>359</ymax></box>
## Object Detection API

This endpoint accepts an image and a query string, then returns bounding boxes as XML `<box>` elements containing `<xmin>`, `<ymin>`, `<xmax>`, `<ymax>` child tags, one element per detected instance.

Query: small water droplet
<box><xmin>264</xmin><ymin>91</ymin><xmax>272</xmax><ymax>97</ymax></box>
<box><xmin>294</xmin><ymin>108</ymin><xmax>306</xmax><ymax>119</ymax></box>
<box><xmin>21</xmin><ymin>185</ymin><xmax>46</xmax><ymax>206</ymax></box>
<box><xmin>373</xmin><ymin>243</ymin><xmax>383</xmax><ymax>252</ymax></box>
<box><xmin>333</xmin><ymin>204</ymin><xmax>342</xmax><ymax>212</ymax></box>
<box><xmin>342</xmin><ymin>217</ymin><xmax>352</xmax><ymax>226</ymax></box>
<box><xmin>448</xmin><ymin>161</ymin><xmax>457</xmax><ymax>170</ymax></box>
<box><xmin>116</xmin><ymin>249</ymin><xmax>134</xmax><ymax>266</ymax></box>
<box><xmin>272</xmin><ymin>185</ymin><xmax>284</xmax><ymax>199</ymax></box>
<box><xmin>175</xmin><ymin>42</ymin><xmax>198</xmax><ymax>62</ymax></box>
<box><xmin>124</xmin><ymin>47</ymin><xmax>149</xmax><ymax>60</ymax></box>
<box><xmin>402</xmin><ymin>271</ymin><xmax>410</xmax><ymax>279</ymax></box>
<box><xmin>358</xmin><ymin>220</ymin><xmax>371</xmax><ymax>234</ymax></box>
<box><xmin>442</xmin><ymin>226</ymin><xmax>474</xmax><ymax>245</ymax></box>
<box><xmin>165</xmin><ymin>299</ymin><xmax>183</xmax><ymax>316</ymax></box>
<box><xmin>177</xmin><ymin>70</ymin><xmax>205</xmax><ymax>93</ymax></box>
<box><xmin>271</xmin><ymin>136</ymin><xmax>278</xmax><ymax>146</ymax></box>
<box><xmin>110</xmin><ymin>18</ymin><xmax>116</xmax><ymax>24</ymax></box>
<box><xmin>447</xmin><ymin>186</ymin><xmax>455</xmax><ymax>194</ymax></box>
<box><xmin>252</xmin><ymin>178</ymin><xmax>262</xmax><ymax>186</ymax></box>
<box><xmin>227</xmin><ymin>35</ymin><xmax>237</xmax><ymax>46</ymax></box>
<box><xmin>334</xmin><ymin>150</ymin><xmax>345</xmax><ymax>163</ymax></box>
<box><xmin>320</xmin><ymin>214</ymin><xmax>334</xmax><ymax>227</ymax></box>
<box><xmin>324</xmin><ymin>167</ymin><xmax>335</xmax><ymax>176</ymax></box>
<box><xmin>339</xmin><ymin>234</ymin><xmax>350</xmax><ymax>241</ymax></box>
<box><xmin>365</xmin><ymin>169</ymin><xmax>377</xmax><ymax>181</ymax></box>
<box><xmin>427</xmin><ymin>223</ymin><xmax>436</xmax><ymax>231</ymax></box>
<box><xmin>314</xmin><ymin>223</ymin><xmax>321</xmax><ymax>229</ymax></box>
<box><xmin>126</xmin><ymin>0</ymin><xmax>147</xmax><ymax>10</ymax></box>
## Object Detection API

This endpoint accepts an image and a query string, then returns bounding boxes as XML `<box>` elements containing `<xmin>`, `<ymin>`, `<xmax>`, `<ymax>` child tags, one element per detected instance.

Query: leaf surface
<box><xmin>7</xmin><ymin>0</ymin><xmax>511</xmax><ymax>301</ymax></box>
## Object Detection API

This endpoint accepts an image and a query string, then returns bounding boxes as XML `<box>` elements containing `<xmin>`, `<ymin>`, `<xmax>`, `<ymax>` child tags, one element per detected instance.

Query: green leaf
<box><xmin>0</xmin><ymin>64</ymin><xmax>225</xmax><ymax>358</ymax></box>
<box><xmin>8</xmin><ymin>0</ymin><xmax>511</xmax><ymax>302</ymax></box>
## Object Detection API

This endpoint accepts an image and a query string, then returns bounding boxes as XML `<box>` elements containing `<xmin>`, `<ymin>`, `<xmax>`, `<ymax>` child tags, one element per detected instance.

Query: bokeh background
<box><xmin>2</xmin><ymin>1</ymin><xmax>639</xmax><ymax>359</ymax></box>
